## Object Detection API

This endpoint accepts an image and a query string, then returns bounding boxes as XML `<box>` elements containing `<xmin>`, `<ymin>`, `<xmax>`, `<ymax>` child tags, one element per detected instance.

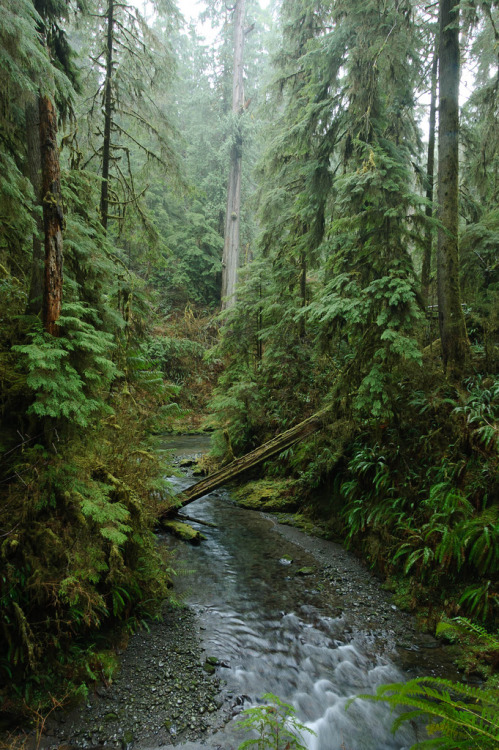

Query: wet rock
<box><xmin>120</xmin><ymin>729</ymin><xmax>133</xmax><ymax>749</ymax></box>
<box><xmin>44</xmin><ymin>605</ymin><xmax>226</xmax><ymax>749</ymax></box>
<box><xmin>295</xmin><ymin>566</ymin><xmax>314</xmax><ymax>576</ymax></box>
<box><xmin>159</xmin><ymin>520</ymin><xmax>206</xmax><ymax>544</ymax></box>
<box><xmin>179</xmin><ymin>458</ymin><xmax>197</xmax><ymax>467</ymax></box>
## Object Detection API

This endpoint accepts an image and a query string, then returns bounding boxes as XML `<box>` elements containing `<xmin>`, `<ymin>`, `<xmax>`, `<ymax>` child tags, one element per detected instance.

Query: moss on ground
<box><xmin>232</xmin><ymin>479</ymin><xmax>298</xmax><ymax>512</ymax></box>
<box><xmin>160</xmin><ymin>520</ymin><xmax>206</xmax><ymax>544</ymax></box>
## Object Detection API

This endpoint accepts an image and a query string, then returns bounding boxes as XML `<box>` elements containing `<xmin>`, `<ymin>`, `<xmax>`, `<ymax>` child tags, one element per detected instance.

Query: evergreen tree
<box><xmin>221</xmin><ymin>0</ymin><xmax>246</xmax><ymax>309</ymax></box>
<box><xmin>436</xmin><ymin>0</ymin><xmax>470</xmax><ymax>376</ymax></box>
<box><xmin>76</xmin><ymin>0</ymin><xmax>179</xmax><ymax>232</ymax></box>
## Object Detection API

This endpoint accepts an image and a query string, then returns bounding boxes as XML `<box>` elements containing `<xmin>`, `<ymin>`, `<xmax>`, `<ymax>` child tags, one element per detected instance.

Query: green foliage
<box><xmin>148</xmin><ymin>191</ymin><xmax>223</xmax><ymax>308</ymax></box>
<box><xmin>453</xmin><ymin>376</ymin><xmax>499</xmax><ymax>454</ymax></box>
<box><xmin>13</xmin><ymin>306</ymin><xmax>118</xmax><ymax>427</ymax></box>
<box><xmin>237</xmin><ymin>693</ymin><xmax>315</xmax><ymax>750</ymax></box>
<box><xmin>436</xmin><ymin>617</ymin><xmax>499</xmax><ymax>680</ymax></box>
<box><xmin>351</xmin><ymin>677</ymin><xmax>499</xmax><ymax>749</ymax></box>
<box><xmin>0</xmin><ymin>415</ymin><xmax>174</xmax><ymax>700</ymax></box>
<box><xmin>145</xmin><ymin>336</ymin><xmax>205</xmax><ymax>382</ymax></box>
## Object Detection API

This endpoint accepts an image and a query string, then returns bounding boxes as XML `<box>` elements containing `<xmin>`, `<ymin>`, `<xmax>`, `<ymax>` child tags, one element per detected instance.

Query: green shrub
<box><xmin>237</xmin><ymin>693</ymin><xmax>315</xmax><ymax>750</ymax></box>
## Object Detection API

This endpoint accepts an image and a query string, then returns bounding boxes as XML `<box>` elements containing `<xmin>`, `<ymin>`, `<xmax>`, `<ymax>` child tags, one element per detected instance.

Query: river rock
<box><xmin>296</xmin><ymin>566</ymin><xmax>314</xmax><ymax>576</ymax></box>
<box><xmin>160</xmin><ymin>520</ymin><xmax>206</xmax><ymax>544</ymax></box>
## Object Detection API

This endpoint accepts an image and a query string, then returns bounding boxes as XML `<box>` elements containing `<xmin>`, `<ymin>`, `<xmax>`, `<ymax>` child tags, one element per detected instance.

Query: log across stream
<box><xmin>43</xmin><ymin>435</ymin><xmax>457</xmax><ymax>750</ymax></box>
<box><xmin>158</xmin><ymin>435</ymin><xmax>457</xmax><ymax>750</ymax></box>
<box><xmin>159</xmin><ymin>408</ymin><xmax>333</xmax><ymax>518</ymax></box>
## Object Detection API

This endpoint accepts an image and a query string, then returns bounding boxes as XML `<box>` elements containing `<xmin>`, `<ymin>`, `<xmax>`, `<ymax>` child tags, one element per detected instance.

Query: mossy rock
<box><xmin>194</xmin><ymin>453</ymin><xmax>218</xmax><ymax>476</ymax></box>
<box><xmin>273</xmin><ymin>512</ymin><xmax>331</xmax><ymax>538</ymax></box>
<box><xmin>160</xmin><ymin>520</ymin><xmax>206</xmax><ymax>544</ymax></box>
<box><xmin>179</xmin><ymin>457</ymin><xmax>197</xmax><ymax>467</ymax></box>
<box><xmin>295</xmin><ymin>566</ymin><xmax>315</xmax><ymax>576</ymax></box>
<box><xmin>232</xmin><ymin>479</ymin><xmax>297</xmax><ymax>512</ymax></box>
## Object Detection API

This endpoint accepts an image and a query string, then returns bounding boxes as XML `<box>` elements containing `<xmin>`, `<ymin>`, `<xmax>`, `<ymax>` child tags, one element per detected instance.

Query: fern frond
<box><xmin>352</xmin><ymin>676</ymin><xmax>499</xmax><ymax>749</ymax></box>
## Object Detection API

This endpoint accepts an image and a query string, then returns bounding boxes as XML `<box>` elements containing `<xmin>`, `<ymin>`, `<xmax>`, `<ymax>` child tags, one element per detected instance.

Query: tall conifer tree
<box><xmin>437</xmin><ymin>0</ymin><xmax>470</xmax><ymax>375</ymax></box>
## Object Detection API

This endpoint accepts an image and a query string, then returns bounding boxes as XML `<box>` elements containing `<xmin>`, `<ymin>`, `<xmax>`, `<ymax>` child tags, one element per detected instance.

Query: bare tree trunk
<box><xmin>25</xmin><ymin>98</ymin><xmax>45</xmax><ymax>316</ymax></box>
<box><xmin>39</xmin><ymin>95</ymin><xmax>63</xmax><ymax>336</ymax></box>
<box><xmin>100</xmin><ymin>0</ymin><xmax>114</xmax><ymax>232</ymax></box>
<box><xmin>437</xmin><ymin>0</ymin><xmax>469</xmax><ymax>376</ymax></box>
<box><xmin>421</xmin><ymin>49</ymin><xmax>438</xmax><ymax>306</ymax></box>
<box><xmin>221</xmin><ymin>0</ymin><xmax>246</xmax><ymax>310</ymax></box>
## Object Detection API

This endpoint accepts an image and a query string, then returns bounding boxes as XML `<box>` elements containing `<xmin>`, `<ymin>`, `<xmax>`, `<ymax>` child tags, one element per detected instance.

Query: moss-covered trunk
<box><xmin>39</xmin><ymin>94</ymin><xmax>63</xmax><ymax>336</ymax></box>
<box><xmin>436</xmin><ymin>0</ymin><xmax>469</xmax><ymax>375</ymax></box>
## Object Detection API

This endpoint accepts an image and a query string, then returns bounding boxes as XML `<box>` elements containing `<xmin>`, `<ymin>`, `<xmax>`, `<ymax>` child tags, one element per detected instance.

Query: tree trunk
<box><xmin>39</xmin><ymin>95</ymin><xmax>63</xmax><ymax>336</ymax></box>
<box><xmin>421</xmin><ymin>49</ymin><xmax>438</xmax><ymax>307</ymax></box>
<box><xmin>221</xmin><ymin>0</ymin><xmax>245</xmax><ymax>310</ymax></box>
<box><xmin>299</xmin><ymin>251</ymin><xmax>307</xmax><ymax>337</ymax></box>
<box><xmin>437</xmin><ymin>0</ymin><xmax>469</xmax><ymax>376</ymax></box>
<box><xmin>159</xmin><ymin>406</ymin><xmax>332</xmax><ymax>518</ymax></box>
<box><xmin>25</xmin><ymin>97</ymin><xmax>45</xmax><ymax>316</ymax></box>
<box><xmin>100</xmin><ymin>0</ymin><xmax>114</xmax><ymax>232</ymax></box>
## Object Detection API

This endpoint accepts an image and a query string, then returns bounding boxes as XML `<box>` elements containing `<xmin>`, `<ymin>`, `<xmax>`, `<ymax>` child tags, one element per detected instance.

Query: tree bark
<box><xmin>39</xmin><ymin>95</ymin><xmax>63</xmax><ymax>336</ymax></box>
<box><xmin>25</xmin><ymin>98</ymin><xmax>45</xmax><ymax>316</ymax></box>
<box><xmin>437</xmin><ymin>0</ymin><xmax>469</xmax><ymax>375</ymax></box>
<box><xmin>421</xmin><ymin>50</ymin><xmax>438</xmax><ymax>307</ymax></box>
<box><xmin>100</xmin><ymin>0</ymin><xmax>114</xmax><ymax>232</ymax></box>
<box><xmin>221</xmin><ymin>0</ymin><xmax>246</xmax><ymax>310</ymax></box>
<box><xmin>299</xmin><ymin>251</ymin><xmax>307</xmax><ymax>337</ymax></box>
<box><xmin>159</xmin><ymin>406</ymin><xmax>332</xmax><ymax>518</ymax></box>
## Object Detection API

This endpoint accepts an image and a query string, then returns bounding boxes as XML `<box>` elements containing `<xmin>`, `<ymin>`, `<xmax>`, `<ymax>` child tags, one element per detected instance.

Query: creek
<box><xmin>44</xmin><ymin>434</ymin><xmax>456</xmax><ymax>750</ymax></box>
<box><xmin>157</xmin><ymin>435</ymin><xmax>456</xmax><ymax>750</ymax></box>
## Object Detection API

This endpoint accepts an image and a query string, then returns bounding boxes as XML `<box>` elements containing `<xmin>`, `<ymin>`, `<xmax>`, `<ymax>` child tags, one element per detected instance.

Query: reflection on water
<box><xmin>161</xmin><ymin>437</ymin><xmax>423</xmax><ymax>750</ymax></box>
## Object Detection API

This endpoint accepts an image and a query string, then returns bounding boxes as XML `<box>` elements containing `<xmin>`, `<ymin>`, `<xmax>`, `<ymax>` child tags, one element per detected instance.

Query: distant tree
<box><xmin>421</xmin><ymin>42</ymin><xmax>438</xmax><ymax>307</ymax></box>
<box><xmin>436</xmin><ymin>0</ymin><xmax>470</xmax><ymax>375</ymax></box>
<box><xmin>79</xmin><ymin>0</ymin><xmax>179</xmax><ymax>232</ymax></box>
<box><xmin>222</xmin><ymin>0</ymin><xmax>247</xmax><ymax>309</ymax></box>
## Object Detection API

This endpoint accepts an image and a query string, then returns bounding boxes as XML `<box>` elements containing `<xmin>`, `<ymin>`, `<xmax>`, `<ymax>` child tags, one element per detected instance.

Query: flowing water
<box><xmin>158</xmin><ymin>435</ymin><xmax>455</xmax><ymax>750</ymax></box>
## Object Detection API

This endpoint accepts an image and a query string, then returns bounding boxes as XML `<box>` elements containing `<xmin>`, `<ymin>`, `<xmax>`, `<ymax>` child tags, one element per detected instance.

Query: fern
<box><xmin>13</xmin><ymin>309</ymin><xmax>118</xmax><ymax>427</ymax></box>
<box><xmin>436</xmin><ymin>617</ymin><xmax>499</xmax><ymax>649</ymax></box>
<box><xmin>237</xmin><ymin>693</ymin><xmax>315</xmax><ymax>750</ymax></box>
<box><xmin>350</xmin><ymin>676</ymin><xmax>499</xmax><ymax>749</ymax></box>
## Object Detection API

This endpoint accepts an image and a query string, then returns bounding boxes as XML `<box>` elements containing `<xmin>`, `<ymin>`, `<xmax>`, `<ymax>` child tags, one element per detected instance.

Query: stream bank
<box><xmin>40</xmin><ymin>435</ymin><xmax>458</xmax><ymax>750</ymax></box>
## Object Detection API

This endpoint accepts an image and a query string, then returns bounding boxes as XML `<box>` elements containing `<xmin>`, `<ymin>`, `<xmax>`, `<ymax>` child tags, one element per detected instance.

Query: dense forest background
<box><xmin>0</xmin><ymin>0</ymin><xmax>498</xmax><ymax>726</ymax></box>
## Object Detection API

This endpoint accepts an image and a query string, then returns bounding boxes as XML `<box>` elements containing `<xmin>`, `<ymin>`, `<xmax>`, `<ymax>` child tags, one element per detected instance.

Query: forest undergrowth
<box><xmin>207</xmin><ymin>308</ymin><xmax>499</xmax><ymax>683</ymax></box>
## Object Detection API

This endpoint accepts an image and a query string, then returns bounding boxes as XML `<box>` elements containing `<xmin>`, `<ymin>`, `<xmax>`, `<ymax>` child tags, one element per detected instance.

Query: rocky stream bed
<box><xmin>35</xmin><ymin>436</ymin><xmax>458</xmax><ymax>750</ymax></box>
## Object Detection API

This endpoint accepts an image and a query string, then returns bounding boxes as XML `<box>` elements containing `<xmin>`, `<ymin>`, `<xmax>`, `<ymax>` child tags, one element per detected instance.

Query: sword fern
<box><xmin>349</xmin><ymin>676</ymin><xmax>499</xmax><ymax>749</ymax></box>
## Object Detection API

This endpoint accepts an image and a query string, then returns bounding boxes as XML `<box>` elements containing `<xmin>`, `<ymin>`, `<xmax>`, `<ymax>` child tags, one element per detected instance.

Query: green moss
<box><xmin>232</xmin><ymin>480</ymin><xmax>298</xmax><ymax>512</ymax></box>
<box><xmin>273</xmin><ymin>512</ymin><xmax>331</xmax><ymax>538</ymax></box>
<box><xmin>295</xmin><ymin>567</ymin><xmax>315</xmax><ymax>576</ymax></box>
<box><xmin>160</xmin><ymin>520</ymin><xmax>206</xmax><ymax>544</ymax></box>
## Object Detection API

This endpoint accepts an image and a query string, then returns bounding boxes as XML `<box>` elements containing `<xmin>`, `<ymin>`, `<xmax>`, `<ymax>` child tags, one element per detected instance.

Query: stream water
<box><xmin>156</xmin><ymin>435</ymin><xmax>455</xmax><ymax>750</ymax></box>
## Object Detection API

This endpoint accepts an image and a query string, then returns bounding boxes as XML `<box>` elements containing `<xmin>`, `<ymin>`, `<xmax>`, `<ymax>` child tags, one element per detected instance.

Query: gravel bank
<box><xmin>269</xmin><ymin>519</ymin><xmax>458</xmax><ymax>677</ymax></box>
<box><xmin>41</xmin><ymin>607</ymin><xmax>230</xmax><ymax>749</ymax></box>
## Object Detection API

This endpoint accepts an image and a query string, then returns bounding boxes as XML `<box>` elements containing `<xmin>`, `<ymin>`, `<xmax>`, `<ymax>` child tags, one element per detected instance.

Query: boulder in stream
<box><xmin>160</xmin><ymin>520</ymin><xmax>206</xmax><ymax>544</ymax></box>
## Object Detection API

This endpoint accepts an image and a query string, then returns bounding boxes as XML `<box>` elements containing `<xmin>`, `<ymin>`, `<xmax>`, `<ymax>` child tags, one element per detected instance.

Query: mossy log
<box><xmin>159</xmin><ymin>519</ymin><xmax>206</xmax><ymax>544</ymax></box>
<box><xmin>159</xmin><ymin>406</ymin><xmax>332</xmax><ymax>519</ymax></box>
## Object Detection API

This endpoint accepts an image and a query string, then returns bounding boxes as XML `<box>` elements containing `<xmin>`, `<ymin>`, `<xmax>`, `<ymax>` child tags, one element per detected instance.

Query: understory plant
<box><xmin>351</xmin><ymin>676</ymin><xmax>499</xmax><ymax>749</ymax></box>
<box><xmin>237</xmin><ymin>693</ymin><xmax>315</xmax><ymax>750</ymax></box>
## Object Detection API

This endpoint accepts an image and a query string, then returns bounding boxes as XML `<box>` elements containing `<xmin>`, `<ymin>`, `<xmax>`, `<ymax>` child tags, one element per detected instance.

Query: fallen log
<box><xmin>159</xmin><ymin>405</ymin><xmax>332</xmax><ymax>519</ymax></box>
<box><xmin>177</xmin><ymin>512</ymin><xmax>217</xmax><ymax>528</ymax></box>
